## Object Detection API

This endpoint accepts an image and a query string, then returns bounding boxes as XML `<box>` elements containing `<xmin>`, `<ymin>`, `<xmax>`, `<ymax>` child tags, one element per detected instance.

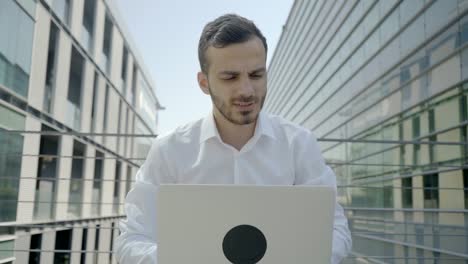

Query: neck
<box><xmin>213</xmin><ymin>112</ymin><xmax>257</xmax><ymax>151</ymax></box>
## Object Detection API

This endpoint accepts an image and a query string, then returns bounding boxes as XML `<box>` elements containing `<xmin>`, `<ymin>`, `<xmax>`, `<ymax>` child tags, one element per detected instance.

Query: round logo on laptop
<box><xmin>222</xmin><ymin>224</ymin><xmax>267</xmax><ymax>264</ymax></box>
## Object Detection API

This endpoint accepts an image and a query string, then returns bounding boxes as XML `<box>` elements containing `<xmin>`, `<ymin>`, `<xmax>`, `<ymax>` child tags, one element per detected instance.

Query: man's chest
<box><xmin>170</xmin><ymin>145</ymin><xmax>295</xmax><ymax>185</ymax></box>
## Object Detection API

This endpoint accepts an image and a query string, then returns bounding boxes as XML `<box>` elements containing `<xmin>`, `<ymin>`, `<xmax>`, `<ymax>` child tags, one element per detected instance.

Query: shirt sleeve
<box><xmin>115</xmin><ymin>139</ymin><xmax>173</xmax><ymax>264</ymax></box>
<box><xmin>292</xmin><ymin>129</ymin><xmax>352</xmax><ymax>264</ymax></box>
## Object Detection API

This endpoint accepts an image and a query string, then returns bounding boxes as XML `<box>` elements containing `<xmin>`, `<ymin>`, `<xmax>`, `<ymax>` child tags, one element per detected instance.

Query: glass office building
<box><xmin>0</xmin><ymin>0</ymin><xmax>162</xmax><ymax>263</ymax></box>
<box><xmin>266</xmin><ymin>0</ymin><xmax>468</xmax><ymax>262</ymax></box>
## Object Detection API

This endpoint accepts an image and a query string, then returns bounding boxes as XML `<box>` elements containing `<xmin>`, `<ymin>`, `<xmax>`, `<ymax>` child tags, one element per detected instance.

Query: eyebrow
<box><xmin>218</xmin><ymin>67</ymin><xmax>266</xmax><ymax>76</ymax></box>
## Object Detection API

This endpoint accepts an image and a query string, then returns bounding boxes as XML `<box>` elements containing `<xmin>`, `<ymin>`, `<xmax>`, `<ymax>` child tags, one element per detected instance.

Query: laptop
<box><xmin>156</xmin><ymin>185</ymin><xmax>335</xmax><ymax>264</ymax></box>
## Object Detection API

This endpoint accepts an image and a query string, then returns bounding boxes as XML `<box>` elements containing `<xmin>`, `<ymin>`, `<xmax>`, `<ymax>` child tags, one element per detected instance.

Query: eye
<box><xmin>221</xmin><ymin>75</ymin><xmax>236</xmax><ymax>81</ymax></box>
<box><xmin>250</xmin><ymin>74</ymin><xmax>263</xmax><ymax>79</ymax></box>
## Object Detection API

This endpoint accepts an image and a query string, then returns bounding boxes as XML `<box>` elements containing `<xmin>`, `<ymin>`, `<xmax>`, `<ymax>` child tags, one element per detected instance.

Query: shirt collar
<box><xmin>199</xmin><ymin>111</ymin><xmax>276</xmax><ymax>144</ymax></box>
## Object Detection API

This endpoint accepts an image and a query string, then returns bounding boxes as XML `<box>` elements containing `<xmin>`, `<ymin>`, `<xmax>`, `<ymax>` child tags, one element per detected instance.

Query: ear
<box><xmin>197</xmin><ymin>71</ymin><xmax>210</xmax><ymax>95</ymax></box>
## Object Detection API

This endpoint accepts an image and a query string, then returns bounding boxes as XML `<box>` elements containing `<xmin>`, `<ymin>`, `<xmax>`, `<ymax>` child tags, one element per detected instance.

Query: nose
<box><xmin>238</xmin><ymin>77</ymin><xmax>254</xmax><ymax>97</ymax></box>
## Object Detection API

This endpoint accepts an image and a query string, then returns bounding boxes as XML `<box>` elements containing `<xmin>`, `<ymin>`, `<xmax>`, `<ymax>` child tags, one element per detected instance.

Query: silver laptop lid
<box><xmin>156</xmin><ymin>185</ymin><xmax>335</xmax><ymax>264</ymax></box>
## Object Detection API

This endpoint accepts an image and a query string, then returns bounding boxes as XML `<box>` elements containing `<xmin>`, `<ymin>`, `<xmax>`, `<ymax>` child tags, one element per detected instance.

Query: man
<box><xmin>115</xmin><ymin>14</ymin><xmax>351</xmax><ymax>263</ymax></box>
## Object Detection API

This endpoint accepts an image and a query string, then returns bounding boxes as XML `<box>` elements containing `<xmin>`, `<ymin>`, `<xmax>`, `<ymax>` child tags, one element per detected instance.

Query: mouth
<box><xmin>233</xmin><ymin>101</ymin><xmax>255</xmax><ymax>111</ymax></box>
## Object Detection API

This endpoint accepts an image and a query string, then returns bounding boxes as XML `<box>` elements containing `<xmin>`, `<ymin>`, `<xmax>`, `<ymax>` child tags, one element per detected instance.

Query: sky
<box><xmin>115</xmin><ymin>0</ymin><xmax>294</xmax><ymax>134</ymax></box>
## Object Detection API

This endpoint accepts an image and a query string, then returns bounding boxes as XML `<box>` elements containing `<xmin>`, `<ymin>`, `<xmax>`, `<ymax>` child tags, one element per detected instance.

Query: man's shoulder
<box><xmin>263</xmin><ymin>112</ymin><xmax>314</xmax><ymax>140</ymax></box>
<box><xmin>154</xmin><ymin>118</ymin><xmax>204</xmax><ymax>148</ymax></box>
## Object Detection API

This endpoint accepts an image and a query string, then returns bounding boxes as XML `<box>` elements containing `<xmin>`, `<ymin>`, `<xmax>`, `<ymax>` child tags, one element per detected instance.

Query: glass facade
<box><xmin>0</xmin><ymin>0</ymin><xmax>34</xmax><ymax>97</ymax></box>
<box><xmin>51</xmin><ymin>0</ymin><xmax>71</xmax><ymax>26</ymax></box>
<box><xmin>266</xmin><ymin>0</ymin><xmax>468</xmax><ymax>262</ymax></box>
<box><xmin>0</xmin><ymin>0</ymin><xmax>160</xmax><ymax>261</ymax></box>
<box><xmin>0</xmin><ymin>105</ymin><xmax>24</xmax><ymax>223</ymax></box>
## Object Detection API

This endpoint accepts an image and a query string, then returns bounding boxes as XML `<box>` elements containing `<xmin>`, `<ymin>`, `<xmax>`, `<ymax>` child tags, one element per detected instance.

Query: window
<box><xmin>399</xmin><ymin>15</ymin><xmax>424</xmax><ymax>58</ymax></box>
<box><xmin>126</xmin><ymin>165</ymin><xmax>132</xmax><ymax>195</ymax></box>
<box><xmin>428</xmin><ymin>108</ymin><xmax>436</xmax><ymax>133</ymax></box>
<box><xmin>68</xmin><ymin>47</ymin><xmax>85</xmax><ymax>105</ymax></box>
<box><xmin>379</xmin><ymin>35</ymin><xmax>401</xmax><ymax>74</ymax></box>
<box><xmin>379</xmin><ymin>7</ymin><xmax>399</xmax><ymax>46</ymax></box>
<box><xmin>113</xmin><ymin>161</ymin><xmax>121</xmax><ymax>214</ymax></box>
<box><xmin>426</xmin><ymin>23</ymin><xmax>459</xmax><ymax>70</ymax></box>
<box><xmin>29</xmin><ymin>233</ymin><xmax>42</xmax><ymax>264</ymax></box>
<box><xmin>116</xmin><ymin>100</ymin><xmax>122</xmax><ymax>153</ymax></box>
<box><xmin>109</xmin><ymin>223</ymin><xmax>115</xmax><ymax>262</ymax></box>
<box><xmin>363</xmin><ymin>2</ymin><xmax>380</xmax><ymax>36</ymax></box>
<box><xmin>464</xmin><ymin>169</ymin><xmax>468</xmax><ymax>209</ymax></box>
<box><xmin>462</xmin><ymin>125</ymin><xmax>468</xmax><ymax>162</ymax></box>
<box><xmin>423</xmin><ymin>173</ymin><xmax>439</xmax><ymax>208</ymax></box>
<box><xmin>16</xmin><ymin>0</ymin><xmax>36</xmax><ymax>17</ymax></box>
<box><xmin>462</xmin><ymin>92</ymin><xmax>468</xmax><ymax>160</ymax></box>
<box><xmin>92</xmin><ymin>151</ymin><xmax>103</xmax><ymax>216</ymax></box>
<box><xmin>412</xmin><ymin>116</ymin><xmax>420</xmax><ymax>165</ymax></box>
<box><xmin>81</xmin><ymin>0</ymin><xmax>96</xmax><ymax>52</ymax></box>
<box><xmin>428</xmin><ymin>109</ymin><xmax>437</xmax><ymax>164</ymax></box>
<box><xmin>135</xmin><ymin>119</ymin><xmax>153</xmax><ymax>165</ymax></box>
<box><xmin>460</xmin><ymin>14</ymin><xmax>468</xmax><ymax>46</ymax></box>
<box><xmin>52</xmin><ymin>0</ymin><xmax>71</xmax><ymax>25</ymax></box>
<box><xmin>138</xmin><ymin>78</ymin><xmax>157</xmax><ymax>132</ymax></box>
<box><xmin>402</xmin><ymin>177</ymin><xmax>413</xmax><ymax>208</ymax></box>
<box><xmin>80</xmin><ymin>228</ymin><xmax>87</xmax><ymax>264</ymax></box>
<box><xmin>0</xmin><ymin>127</ymin><xmax>23</xmax><ymax>222</ymax></box>
<box><xmin>121</xmin><ymin>46</ymin><xmax>129</xmax><ymax>93</ymax></box>
<box><xmin>383</xmin><ymin>183</ymin><xmax>393</xmax><ymax>208</ymax></box>
<box><xmin>102</xmin><ymin>14</ymin><xmax>113</xmax><ymax>74</ymax></box>
<box><xmin>124</xmin><ymin>108</ymin><xmax>129</xmax><ymax>155</ymax></box>
<box><xmin>94</xmin><ymin>224</ymin><xmax>100</xmax><ymax>264</ymax></box>
<box><xmin>401</xmin><ymin>83</ymin><xmax>411</xmax><ymax>110</ymax></box>
<box><xmin>44</xmin><ymin>22</ymin><xmax>60</xmax><ymax>113</ymax></box>
<box><xmin>0</xmin><ymin>0</ymin><xmax>34</xmax><ymax>97</ymax></box>
<box><xmin>90</xmin><ymin>72</ymin><xmax>99</xmax><ymax>133</ymax></box>
<box><xmin>34</xmin><ymin>125</ymin><xmax>60</xmax><ymax>220</ymax></box>
<box><xmin>399</xmin><ymin>0</ymin><xmax>424</xmax><ymax>27</ymax></box>
<box><xmin>461</xmin><ymin>92</ymin><xmax>468</xmax><ymax>122</ymax></box>
<box><xmin>0</xmin><ymin>240</ymin><xmax>14</xmax><ymax>261</ymax></box>
<box><xmin>54</xmin><ymin>229</ymin><xmax>72</xmax><ymax>263</ymax></box>
<box><xmin>424</xmin><ymin>0</ymin><xmax>458</xmax><ymax>39</ymax></box>
<box><xmin>399</xmin><ymin>121</ymin><xmax>406</xmax><ymax>165</ymax></box>
<box><xmin>131</xmin><ymin>116</ymin><xmax>136</xmax><ymax>161</ymax></box>
<box><xmin>67</xmin><ymin>47</ymin><xmax>85</xmax><ymax>130</ymax></box>
<box><xmin>68</xmin><ymin>140</ymin><xmax>85</xmax><ymax>218</ymax></box>
<box><xmin>103</xmin><ymin>84</ymin><xmax>109</xmax><ymax>133</ymax></box>
<box><xmin>131</xmin><ymin>64</ymin><xmax>138</xmax><ymax>106</ymax></box>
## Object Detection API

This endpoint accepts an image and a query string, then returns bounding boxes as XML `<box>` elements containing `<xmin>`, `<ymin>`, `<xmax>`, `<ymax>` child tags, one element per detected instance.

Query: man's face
<box><xmin>198</xmin><ymin>37</ymin><xmax>267</xmax><ymax>126</ymax></box>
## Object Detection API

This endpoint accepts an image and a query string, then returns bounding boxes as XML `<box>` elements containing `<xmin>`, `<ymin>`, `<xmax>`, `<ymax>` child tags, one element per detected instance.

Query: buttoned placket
<box><xmin>233</xmin><ymin>151</ymin><xmax>239</xmax><ymax>184</ymax></box>
<box><xmin>222</xmin><ymin>143</ymin><xmax>251</xmax><ymax>185</ymax></box>
<box><xmin>215</xmin><ymin>139</ymin><xmax>242</xmax><ymax>184</ymax></box>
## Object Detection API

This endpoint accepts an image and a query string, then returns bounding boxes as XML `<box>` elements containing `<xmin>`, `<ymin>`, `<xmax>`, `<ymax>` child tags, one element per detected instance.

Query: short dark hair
<box><xmin>198</xmin><ymin>14</ymin><xmax>268</xmax><ymax>74</ymax></box>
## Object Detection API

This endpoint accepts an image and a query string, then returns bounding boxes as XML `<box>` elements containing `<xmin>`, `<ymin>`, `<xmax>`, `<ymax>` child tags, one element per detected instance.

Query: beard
<box><xmin>208</xmin><ymin>85</ymin><xmax>266</xmax><ymax>126</ymax></box>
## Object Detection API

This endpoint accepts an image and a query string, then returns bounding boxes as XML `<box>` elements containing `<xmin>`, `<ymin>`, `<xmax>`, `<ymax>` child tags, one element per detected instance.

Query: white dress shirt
<box><xmin>115</xmin><ymin>111</ymin><xmax>352</xmax><ymax>263</ymax></box>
